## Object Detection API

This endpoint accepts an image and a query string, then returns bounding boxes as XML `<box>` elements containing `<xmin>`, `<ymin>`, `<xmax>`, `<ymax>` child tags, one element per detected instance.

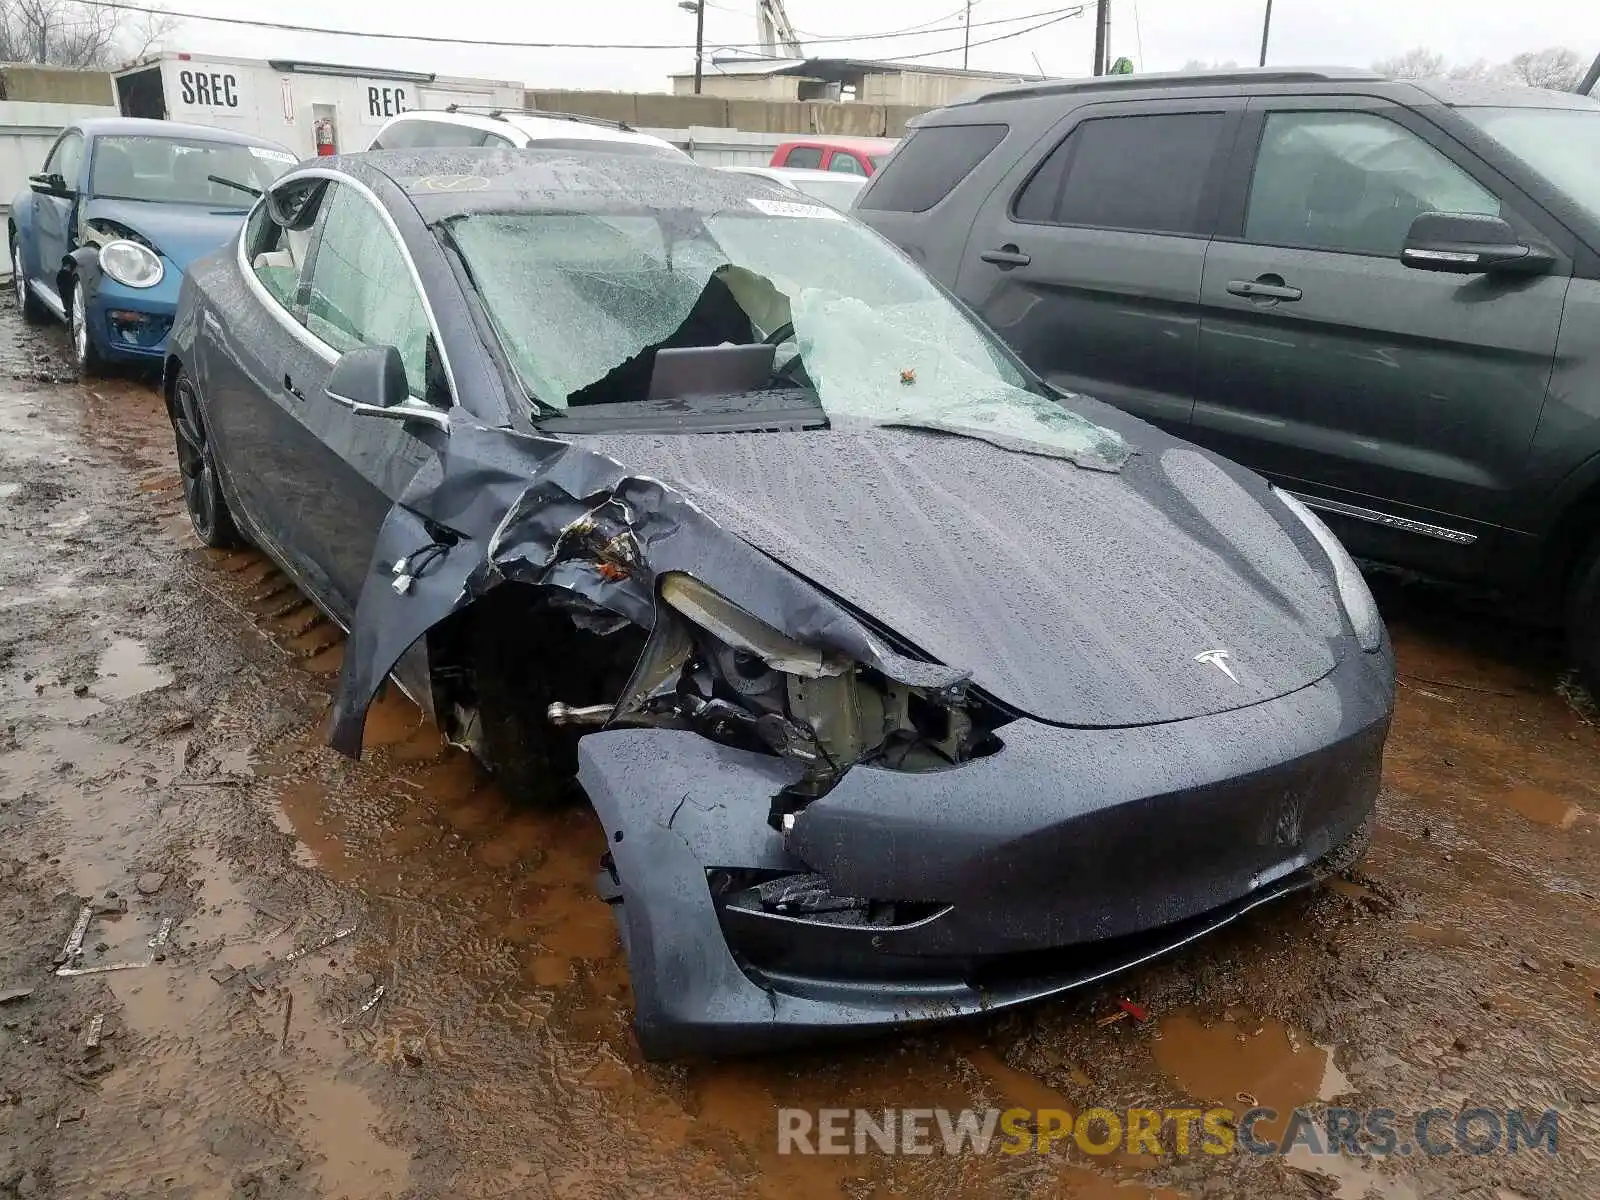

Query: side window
<box><xmin>828</xmin><ymin>152</ymin><xmax>867</xmax><ymax>176</ymax></box>
<box><xmin>484</xmin><ymin>132</ymin><xmax>515</xmax><ymax>148</ymax></box>
<box><xmin>1012</xmin><ymin>113</ymin><xmax>1228</xmax><ymax>234</ymax></box>
<box><xmin>784</xmin><ymin>146</ymin><xmax>823</xmax><ymax>170</ymax></box>
<box><xmin>304</xmin><ymin>185</ymin><xmax>432</xmax><ymax>399</ymax></box>
<box><xmin>856</xmin><ymin>123</ymin><xmax>1007</xmax><ymax>213</ymax></box>
<box><xmin>370</xmin><ymin>121</ymin><xmax>418</xmax><ymax>150</ymax></box>
<box><xmin>46</xmin><ymin>131</ymin><xmax>85</xmax><ymax>184</ymax></box>
<box><xmin>406</xmin><ymin>122</ymin><xmax>490</xmax><ymax>149</ymax></box>
<box><xmin>1244</xmin><ymin>111</ymin><xmax>1501</xmax><ymax>257</ymax></box>
<box><xmin>243</xmin><ymin>202</ymin><xmax>299</xmax><ymax>308</ymax></box>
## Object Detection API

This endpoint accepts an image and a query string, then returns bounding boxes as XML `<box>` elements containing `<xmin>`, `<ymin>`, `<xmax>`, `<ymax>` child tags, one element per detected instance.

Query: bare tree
<box><xmin>1180</xmin><ymin>59</ymin><xmax>1240</xmax><ymax>71</ymax></box>
<box><xmin>1372</xmin><ymin>47</ymin><xmax>1447</xmax><ymax>79</ymax></box>
<box><xmin>1506</xmin><ymin>47</ymin><xmax>1585</xmax><ymax>90</ymax></box>
<box><xmin>1446</xmin><ymin>58</ymin><xmax>1510</xmax><ymax>85</ymax></box>
<box><xmin>0</xmin><ymin>0</ymin><xmax>173</xmax><ymax>69</ymax></box>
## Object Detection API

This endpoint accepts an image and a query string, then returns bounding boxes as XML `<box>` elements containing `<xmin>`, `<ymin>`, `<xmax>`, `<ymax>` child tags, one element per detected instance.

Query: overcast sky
<box><xmin>137</xmin><ymin>0</ymin><xmax>1598</xmax><ymax>91</ymax></box>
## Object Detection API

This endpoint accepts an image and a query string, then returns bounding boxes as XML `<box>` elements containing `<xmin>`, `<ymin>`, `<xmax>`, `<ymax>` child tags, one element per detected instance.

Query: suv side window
<box><xmin>784</xmin><ymin>146</ymin><xmax>823</xmax><ymax>169</ymax></box>
<box><xmin>304</xmin><ymin>184</ymin><xmax>432</xmax><ymax>399</ymax></box>
<box><xmin>856</xmin><ymin>123</ymin><xmax>1007</xmax><ymax>213</ymax></box>
<box><xmin>46</xmin><ymin>131</ymin><xmax>85</xmax><ymax>185</ymax></box>
<box><xmin>1013</xmin><ymin>112</ymin><xmax>1228</xmax><ymax>235</ymax></box>
<box><xmin>828</xmin><ymin>152</ymin><xmax>866</xmax><ymax>176</ymax></box>
<box><xmin>1244</xmin><ymin>111</ymin><xmax>1500</xmax><ymax>257</ymax></box>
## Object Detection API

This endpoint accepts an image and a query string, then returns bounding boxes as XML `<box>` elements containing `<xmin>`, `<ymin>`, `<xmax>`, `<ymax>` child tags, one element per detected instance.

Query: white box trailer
<box><xmin>112</xmin><ymin>53</ymin><xmax>524</xmax><ymax>160</ymax></box>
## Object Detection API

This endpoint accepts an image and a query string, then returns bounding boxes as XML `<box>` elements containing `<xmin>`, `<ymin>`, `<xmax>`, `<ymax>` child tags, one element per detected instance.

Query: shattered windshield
<box><xmin>444</xmin><ymin>202</ymin><xmax>1129</xmax><ymax>467</ymax></box>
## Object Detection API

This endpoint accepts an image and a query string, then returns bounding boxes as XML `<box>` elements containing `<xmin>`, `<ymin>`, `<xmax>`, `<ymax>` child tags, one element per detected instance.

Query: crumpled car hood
<box><xmin>83</xmin><ymin>197</ymin><xmax>248</xmax><ymax>267</ymax></box>
<box><xmin>568</xmin><ymin>422</ymin><xmax>1346</xmax><ymax>727</ymax></box>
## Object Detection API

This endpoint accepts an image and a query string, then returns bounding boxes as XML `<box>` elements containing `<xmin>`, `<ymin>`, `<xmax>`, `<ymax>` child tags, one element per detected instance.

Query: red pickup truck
<box><xmin>769</xmin><ymin>135</ymin><xmax>899</xmax><ymax>176</ymax></box>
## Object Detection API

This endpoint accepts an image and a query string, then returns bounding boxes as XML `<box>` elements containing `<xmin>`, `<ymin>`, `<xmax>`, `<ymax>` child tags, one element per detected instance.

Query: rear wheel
<box><xmin>1567</xmin><ymin>535</ymin><xmax>1600</xmax><ymax>700</ymax></box>
<box><xmin>169</xmin><ymin>368</ymin><xmax>244</xmax><ymax>549</ymax></box>
<box><xmin>70</xmin><ymin>278</ymin><xmax>110</xmax><ymax>377</ymax></box>
<box><xmin>12</xmin><ymin>243</ymin><xmax>47</xmax><ymax>324</ymax></box>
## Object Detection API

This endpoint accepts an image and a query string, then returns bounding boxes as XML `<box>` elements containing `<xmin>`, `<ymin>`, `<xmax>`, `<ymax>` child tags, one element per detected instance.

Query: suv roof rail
<box><xmin>440</xmin><ymin>103</ymin><xmax>636</xmax><ymax>132</ymax></box>
<box><xmin>953</xmin><ymin>66</ymin><xmax>1386</xmax><ymax>106</ymax></box>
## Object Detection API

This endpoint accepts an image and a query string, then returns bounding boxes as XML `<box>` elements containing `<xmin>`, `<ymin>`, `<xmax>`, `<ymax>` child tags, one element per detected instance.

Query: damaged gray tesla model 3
<box><xmin>162</xmin><ymin>148</ymin><xmax>1395</xmax><ymax>1059</ymax></box>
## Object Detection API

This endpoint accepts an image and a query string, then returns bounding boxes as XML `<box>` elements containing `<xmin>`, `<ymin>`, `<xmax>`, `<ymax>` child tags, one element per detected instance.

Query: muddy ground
<box><xmin>0</xmin><ymin>293</ymin><xmax>1595</xmax><ymax>1200</ymax></box>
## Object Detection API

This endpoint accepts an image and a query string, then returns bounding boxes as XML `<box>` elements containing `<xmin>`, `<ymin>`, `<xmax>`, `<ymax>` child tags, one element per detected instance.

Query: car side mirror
<box><xmin>28</xmin><ymin>172</ymin><xmax>71</xmax><ymax>198</ymax></box>
<box><xmin>1401</xmin><ymin>211</ymin><xmax>1554</xmax><ymax>275</ymax></box>
<box><xmin>325</xmin><ymin>346</ymin><xmax>451</xmax><ymax>433</ymax></box>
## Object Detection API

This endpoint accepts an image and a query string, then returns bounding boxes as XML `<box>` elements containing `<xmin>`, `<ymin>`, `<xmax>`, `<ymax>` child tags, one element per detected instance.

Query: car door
<box><xmin>951</xmin><ymin>100</ymin><xmax>1242</xmax><ymax>432</ymax></box>
<box><xmin>1192</xmin><ymin>95</ymin><xmax>1572</xmax><ymax>577</ymax></box>
<box><xmin>29</xmin><ymin>129</ymin><xmax>86</xmax><ymax>304</ymax></box>
<box><xmin>201</xmin><ymin>187</ymin><xmax>327</xmax><ymax>583</ymax></box>
<box><xmin>828</xmin><ymin>151</ymin><xmax>867</xmax><ymax>177</ymax></box>
<box><xmin>275</xmin><ymin>179</ymin><xmax>448</xmax><ymax>620</ymax></box>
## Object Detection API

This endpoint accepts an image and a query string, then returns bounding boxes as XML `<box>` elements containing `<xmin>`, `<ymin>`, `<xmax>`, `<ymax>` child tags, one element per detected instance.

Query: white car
<box><xmin>369</xmin><ymin>108</ymin><xmax>690</xmax><ymax>159</ymax></box>
<box><xmin>720</xmin><ymin>164</ymin><xmax>867</xmax><ymax>210</ymax></box>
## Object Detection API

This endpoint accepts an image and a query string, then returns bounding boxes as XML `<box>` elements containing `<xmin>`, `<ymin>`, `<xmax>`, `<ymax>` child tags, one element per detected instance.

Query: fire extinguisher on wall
<box><xmin>314</xmin><ymin>117</ymin><xmax>337</xmax><ymax>156</ymax></box>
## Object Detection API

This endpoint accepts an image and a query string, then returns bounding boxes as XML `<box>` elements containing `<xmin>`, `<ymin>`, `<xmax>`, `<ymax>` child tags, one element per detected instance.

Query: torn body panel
<box><xmin>329</xmin><ymin>419</ymin><xmax>966</xmax><ymax>757</ymax></box>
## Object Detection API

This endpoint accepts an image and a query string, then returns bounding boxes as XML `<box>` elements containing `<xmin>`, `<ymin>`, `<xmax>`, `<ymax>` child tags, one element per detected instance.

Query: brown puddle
<box><xmin>1501</xmin><ymin>783</ymin><xmax>1595</xmax><ymax>831</ymax></box>
<box><xmin>1151</xmin><ymin>1011</ymin><xmax>1348</xmax><ymax>1145</ymax></box>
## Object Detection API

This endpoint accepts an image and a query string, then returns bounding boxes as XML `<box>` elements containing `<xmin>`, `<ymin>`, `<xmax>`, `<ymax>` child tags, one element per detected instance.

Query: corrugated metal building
<box><xmin>670</xmin><ymin>56</ymin><xmax>1038</xmax><ymax>107</ymax></box>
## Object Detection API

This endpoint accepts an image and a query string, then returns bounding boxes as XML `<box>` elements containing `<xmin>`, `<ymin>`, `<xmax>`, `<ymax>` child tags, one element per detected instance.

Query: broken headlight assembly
<box><xmin>593</xmin><ymin>572</ymin><xmax>995</xmax><ymax>789</ymax></box>
<box><xmin>1274</xmin><ymin>487</ymin><xmax>1384</xmax><ymax>652</ymax></box>
<box><xmin>98</xmin><ymin>239</ymin><xmax>164</xmax><ymax>289</ymax></box>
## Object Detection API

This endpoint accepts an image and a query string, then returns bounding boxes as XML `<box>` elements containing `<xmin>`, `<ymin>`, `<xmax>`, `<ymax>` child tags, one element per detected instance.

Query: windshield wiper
<box><xmin>207</xmin><ymin>174</ymin><xmax>261</xmax><ymax>198</ymax></box>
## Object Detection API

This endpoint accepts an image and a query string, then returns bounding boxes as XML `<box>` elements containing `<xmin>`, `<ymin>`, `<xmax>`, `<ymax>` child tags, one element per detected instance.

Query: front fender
<box><xmin>329</xmin><ymin>418</ymin><xmax>969</xmax><ymax>757</ymax></box>
<box><xmin>64</xmin><ymin>245</ymin><xmax>100</xmax><ymax>306</ymax></box>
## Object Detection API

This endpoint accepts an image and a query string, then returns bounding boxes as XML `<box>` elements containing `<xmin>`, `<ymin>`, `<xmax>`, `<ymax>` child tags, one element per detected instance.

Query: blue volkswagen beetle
<box><xmin>9</xmin><ymin>117</ymin><xmax>298</xmax><ymax>375</ymax></box>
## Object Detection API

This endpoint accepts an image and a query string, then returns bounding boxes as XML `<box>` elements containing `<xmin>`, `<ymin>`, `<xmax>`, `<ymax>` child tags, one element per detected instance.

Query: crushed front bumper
<box><xmin>578</xmin><ymin>648</ymin><xmax>1392</xmax><ymax>1059</ymax></box>
<box><xmin>88</xmin><ymin>271</ymin><xmax>178</xmax><ymax>362</ymax></box>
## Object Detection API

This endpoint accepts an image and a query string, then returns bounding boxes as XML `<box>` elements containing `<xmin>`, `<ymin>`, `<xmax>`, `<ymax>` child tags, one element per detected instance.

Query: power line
<box><xmin>72</xmin><ymin>0</ymin><xmax>1083</xmax><ymax>53</ymax></box>
<box><xmin>877</xmin><ymin>8</ymin><xmax>1083</xmax><ymax>65</ymax></box>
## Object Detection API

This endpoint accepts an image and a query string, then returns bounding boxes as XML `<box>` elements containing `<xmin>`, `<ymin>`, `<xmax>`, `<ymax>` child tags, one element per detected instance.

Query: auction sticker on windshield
<box><xmin>249</xmin><ymin>147</ymin><xmax>299</xmax><ymax>165</ymax></box>
<box><xmin>748</xmin><ymin>197</ymin><xmax>843</xmax><ymax>219</ymax></box>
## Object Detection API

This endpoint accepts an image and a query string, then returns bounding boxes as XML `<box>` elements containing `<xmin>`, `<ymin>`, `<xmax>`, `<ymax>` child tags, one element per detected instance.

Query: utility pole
<box><xmin>1092</xmin><ymin>0</ymin><xmax>1109</xmax><ymax>75</ymax></box>
<box><xmin>1258</xmin><ymin>0</ymin><xmax>1274</xmax><ymax>67</ymax></box>
<box><xmin>963</xmin><ymin>0</ymin><xmax>973</xmax><ymax>69</ymax></box>
<box><xmin>679</xmin><ymin>0</ymin><xmax>706</xmax><ymax>95</ymax></box>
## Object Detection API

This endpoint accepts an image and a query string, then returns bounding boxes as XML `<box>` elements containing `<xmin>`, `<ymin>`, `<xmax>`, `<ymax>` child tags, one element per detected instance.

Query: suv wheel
<box><xmin>12</xmin><ymin>242</ymin><xmax>47</xmax><ymax>324</ymax></box>
<box><xmin>169</xmin><ymin>368</ymin><xmax>244</xmax><ymax>549</ymax></box>
<box><xmin>1568</xmin><ymin>535</ymin><xmax>1600</xmax><ymax>701</ymax></box>
<box><xmin>1561</xmin><ymin>537</ymin><xmax>1600</xmax><ymax>700</ymax></box>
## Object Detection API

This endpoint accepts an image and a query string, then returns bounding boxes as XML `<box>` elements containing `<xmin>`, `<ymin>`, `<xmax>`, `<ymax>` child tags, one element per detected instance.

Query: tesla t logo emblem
<box><xmin>1195</xmin><ymin>649</ymin><xmax>1240</xmax><ymax>684</ymax></box>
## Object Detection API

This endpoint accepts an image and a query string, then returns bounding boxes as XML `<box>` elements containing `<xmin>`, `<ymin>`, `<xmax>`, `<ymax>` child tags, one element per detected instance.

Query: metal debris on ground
<box><xmin>56</xmin><ymin>960</ymin><xmax>150</xmax><ymax>977</ymax></box>
<box><xmin>147</xmin><ymin>917</ymin><xmax>174</xmax><ymax>949</ymax></box>
<box><xmin>0</xmin><ymin>987</ymin><xmax>33</xmax><ymax>1005</ymax></box>
<box><xmin>239</xmin><ymin>925</ymin><xmax>357</xmax><ymax>989</ymax></box>
<box><xmin>84</xmin><ymin>1014</ymin><xmax>104</xmax><ymax>1049</ymax></box>
<box><xmin>345</xmin><ymin>984</ymin><xmax>385</xmax><ymax>1025</ymax></box>
<box><xmin>56</xmin><ymin>904</ymin><xmax>92</xmax><ymax>965</ymax></box>
<box><xmin>1116</xmin><ymin>998</ymin><xmax>1150</xmax><ymax>1022</ymax></box>
<box><xmin>54</xmin><ymin>1107</ymin><xmax>85</xmax><ymax>1129</ymax></box>
<box><xmin>1096</xmin><ymin>1009</ymin><xmax>1129</xmax><ymax>1026</ymax></box>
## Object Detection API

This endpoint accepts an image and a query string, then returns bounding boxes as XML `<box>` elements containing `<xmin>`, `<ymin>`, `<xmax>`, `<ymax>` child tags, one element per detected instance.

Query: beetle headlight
<box><xmin>1275</xmin><ymin>488</ymin><xmax>1384</xmax><ymax>652</ymax></box>
<box><xmin>99</xmin><ymin>240</ymin><xmax>163</xmax><ymax>288</ymax></box>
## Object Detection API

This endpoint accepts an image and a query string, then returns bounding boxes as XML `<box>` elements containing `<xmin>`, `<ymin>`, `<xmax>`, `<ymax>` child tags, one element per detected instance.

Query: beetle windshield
<box><xmin>444</xmin><ymin>204</ymin><xmax>1128</xmax><ymax>467</ymax></box>
<box><xmin>90</xmin><ymin>136</ymin><xmax>297</xmax><ymax>206</ymax></box>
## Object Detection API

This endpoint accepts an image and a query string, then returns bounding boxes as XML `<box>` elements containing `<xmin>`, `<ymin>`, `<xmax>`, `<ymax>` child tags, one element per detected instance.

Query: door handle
<box><xmin>283</xmin><ymin>373</ymin><xmax>306</xmax><ymax>401</ymax></box>
<box><xmin>1226</xmin><ymin>275</ymin><xmax>1302</xmax><ymax>302</ymax></box>
<box><xmin>980</xmin><ymin>244</ymin><xmax>1032</xmax><ymax>269</ymax></box>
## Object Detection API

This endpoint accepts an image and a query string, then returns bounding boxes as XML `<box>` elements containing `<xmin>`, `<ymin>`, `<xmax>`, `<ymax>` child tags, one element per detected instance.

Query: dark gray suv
<box><xmin>855</xmin><ymin>67</ymin><xmax>1600</xmax><ymax>691</ymax></box>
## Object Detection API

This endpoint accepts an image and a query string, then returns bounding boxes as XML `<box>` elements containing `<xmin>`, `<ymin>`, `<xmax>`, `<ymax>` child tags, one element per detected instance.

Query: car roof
<box><xmin>317</xmin><ymin>147</ymin><xmax>809</xmax><ymax>220</ymax></box>
<box><xmin>378</xmin><ymin>108</ymin><xmax>678</xmax><ymax>150</ymax></box>
<box><xmin>726</xmin><ymin>165</ymin><xmax>855</xmax><ymax>183</ymax></box>
<box><xmin>778</xmin><ymin>135</ymin><xmax>898</xmax><ymax>152</ymax></box>
<box><xmin>943</xmin><ymin>66</ymin><xmax>1392</xmax><ymax>111</ymax></box>
<box><xmin>1409</xmin><ymin>80</ymin><xmax>1600</xmax><ymax>109</ymax></box>
<box><xmin>73</xmin><ymin>116</ymin><xmax>293</xmax><ymax>152</ymax></box>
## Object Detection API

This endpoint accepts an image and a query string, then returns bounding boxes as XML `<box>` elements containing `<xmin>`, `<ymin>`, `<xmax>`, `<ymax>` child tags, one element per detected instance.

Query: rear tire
<box><xmin>169</xmin><ymin>367</ymin><xmax>244</xmax><ymax>550</ymax></box>
<box><xmin>12</xmin><ymin>242</ymin><xmax>47</xmax><ymax>324</ymax></box>
<box><xmin>1567</xmin><ymin>535</ymin><xmax>1600</xmax><ymax>700</ymax></box>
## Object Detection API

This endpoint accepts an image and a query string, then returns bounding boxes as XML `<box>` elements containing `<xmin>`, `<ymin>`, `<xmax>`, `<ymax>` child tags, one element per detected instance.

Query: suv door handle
<box><xmin>283</xmin><ymin>373</ymin><xmax>305</xmax><ymax>401</ymax></box>
<box><xmin>1227</xmin><ymin>275</ymin><xmax>1302</xmax><ymax>302</ymax></box>
<box><xmin>980</xmin><ymin>244</ymin><xmax>1032</xmax><ymax>269</ymax></box>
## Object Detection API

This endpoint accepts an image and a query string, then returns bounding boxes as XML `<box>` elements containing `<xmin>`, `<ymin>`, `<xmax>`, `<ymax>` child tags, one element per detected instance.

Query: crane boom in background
<box><xmin>758</xmin><ymin>0</ymin><xmax>804</xmax><ymax>58</ymax></box>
